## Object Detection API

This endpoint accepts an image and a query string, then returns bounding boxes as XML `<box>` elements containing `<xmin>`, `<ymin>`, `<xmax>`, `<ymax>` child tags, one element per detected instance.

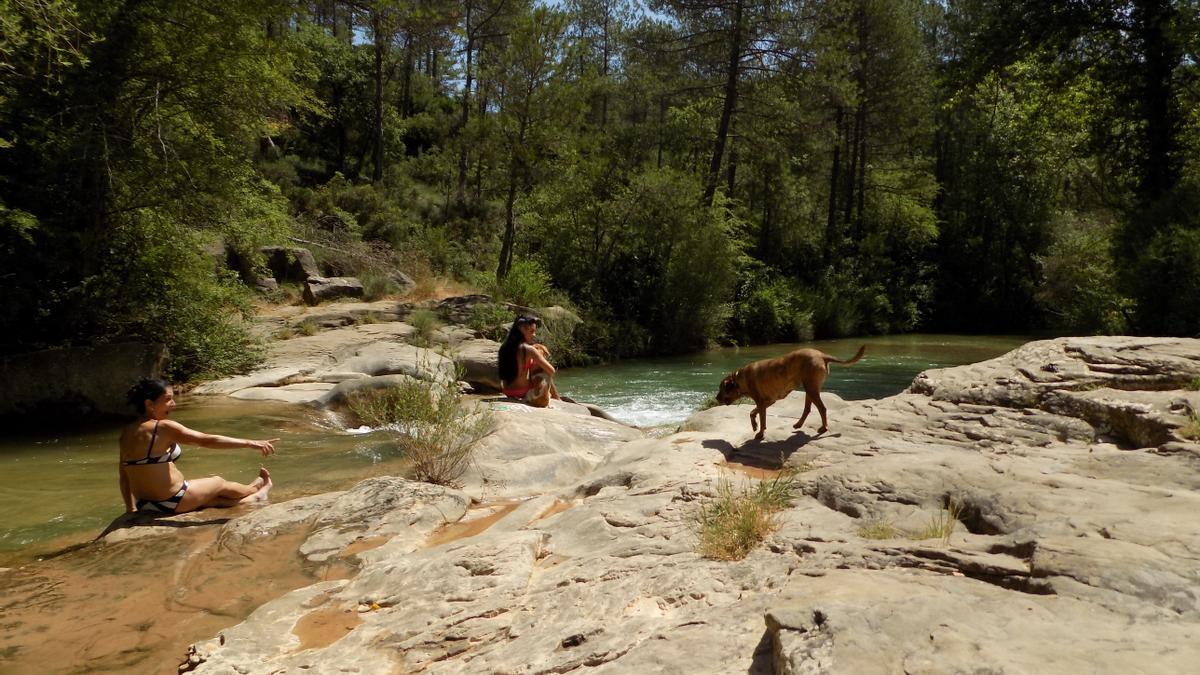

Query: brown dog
<box><xmin>716</xmin><ymin>345</ymin><xmax>865</xmax><ymax>439</ymax></box>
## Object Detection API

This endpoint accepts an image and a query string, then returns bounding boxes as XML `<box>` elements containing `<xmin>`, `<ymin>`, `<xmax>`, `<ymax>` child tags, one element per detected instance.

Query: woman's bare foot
<box><xmin>238</xmin><ymin>467</ymin><xmax>272</xmax><ymax>504</ymax></box>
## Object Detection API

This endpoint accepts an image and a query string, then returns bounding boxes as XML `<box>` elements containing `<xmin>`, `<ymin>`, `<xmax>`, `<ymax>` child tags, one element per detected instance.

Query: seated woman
<box><xmin>118</xmin><ymin>379</ymin><xmax>278</xmax><ymax>515</ymax></box>
<box><xmin>497</xmin><ymin>315</ymin><xmax>559</xmax><ymax>408</ymax></box>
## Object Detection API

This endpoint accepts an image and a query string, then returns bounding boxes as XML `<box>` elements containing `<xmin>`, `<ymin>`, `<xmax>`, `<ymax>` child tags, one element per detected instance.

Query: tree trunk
<box><xmin>825</xmin><ymin>105</ymin><xmax>843</xmax><ymax>265</ymax></box>
<box><xmin>371</xmin><ymin>9</ymin><xmax>386</xmax><ymax>183</ymax></box>
<box><xmin>1135</xmin><ymin>0</ymin><xmax>1179</xmax><ymax>206</ymax></box>
<box><xmin>842</xmin><ymin>104</ymin><xmax>860</xmax><ymax>228</ymax></box>
<box><xmin>456</xmin><ymin>1</ymin><xmax>474</xmax><ymax>204</ymax></box>
<box><xmin>497</xmin><ymin>118</ymin><xmax>529</xmax><ymax>281</ymax></box>
<box><xmin>702</xmin><ymin>0</ymin><xmax>744</xmax><ymax>207</ymax></box>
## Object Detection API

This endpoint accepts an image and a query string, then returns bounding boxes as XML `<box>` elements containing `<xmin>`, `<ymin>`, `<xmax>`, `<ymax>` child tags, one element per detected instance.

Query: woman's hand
<box><xmin>251</xmin><ymin>438</ymin><xmax>279</xmax><ymax>456</ymax></box>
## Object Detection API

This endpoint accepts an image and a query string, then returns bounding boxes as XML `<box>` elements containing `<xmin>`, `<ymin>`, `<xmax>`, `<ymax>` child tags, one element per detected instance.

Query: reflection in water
<box><xmin>556</xmin><ymin>334</ymin><xmax>1028</xmax><ymax>427</ymax></box>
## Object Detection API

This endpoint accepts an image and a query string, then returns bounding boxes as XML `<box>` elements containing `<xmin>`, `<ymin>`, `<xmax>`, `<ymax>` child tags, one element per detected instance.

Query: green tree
<box><xmin>0</xmin><ymin>0</ymin><xmax>310</xmax><ymax>377</ymax></box>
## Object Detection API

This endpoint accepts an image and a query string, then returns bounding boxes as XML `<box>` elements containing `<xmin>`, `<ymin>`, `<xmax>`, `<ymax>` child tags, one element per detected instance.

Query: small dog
<box><xmin>716</xmin><ymin>345</ymin><xmax>865</xmax><ymax>439</ymax></box>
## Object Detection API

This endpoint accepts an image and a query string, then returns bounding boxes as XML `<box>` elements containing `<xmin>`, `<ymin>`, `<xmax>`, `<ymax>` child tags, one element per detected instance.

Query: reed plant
<box><xmin>345</xmin><ymin>370</ymin><xmax>494</xmax><ymax>487</ymax></box>
<box><xmin>693</xmin><ymin>472</ymin><xmax>796</xmax><ymax>560</ymax></box>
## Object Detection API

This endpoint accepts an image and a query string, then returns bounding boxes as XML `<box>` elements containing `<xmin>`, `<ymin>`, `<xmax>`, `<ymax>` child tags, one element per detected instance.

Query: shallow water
<box><xmin>0</xmin><ymin>398</ymin><xmax>405</xmax><ymax>564</ymax></box>
<box><xmin>556</xmin><ymin>334</ymin><xmax>1028</xmax><ymax>428</ymax></box>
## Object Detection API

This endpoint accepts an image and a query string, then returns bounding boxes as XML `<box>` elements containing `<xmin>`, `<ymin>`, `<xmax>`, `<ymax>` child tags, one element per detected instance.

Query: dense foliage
<box><xmin>1</xmin><ymin>0</ymin><xmax>1197</xmax><ymax>377</ymax></box>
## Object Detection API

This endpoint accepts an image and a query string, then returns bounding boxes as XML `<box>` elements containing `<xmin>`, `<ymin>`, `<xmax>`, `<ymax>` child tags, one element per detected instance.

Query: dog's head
<box><xmin>715</xmin><ymin>373</ymin><xmax>742</xmax><ymax>405</ymax></box>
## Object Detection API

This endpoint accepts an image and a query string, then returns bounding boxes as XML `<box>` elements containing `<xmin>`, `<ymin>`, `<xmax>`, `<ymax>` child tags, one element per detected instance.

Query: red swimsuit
<box><xmin>502</xmin><ymin>353</ymin><xmax>537</xmax><ymax>398</ymax></box>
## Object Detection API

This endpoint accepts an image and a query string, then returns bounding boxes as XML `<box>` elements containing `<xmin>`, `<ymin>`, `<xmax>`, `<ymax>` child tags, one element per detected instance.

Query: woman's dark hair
<box><xmin>497</xmin><ymin>315</ymin><xmax>539</xmax><ymax>383</ymax></box>
<box><xmin>126</xmin><ymin>378</ymin><xmax>171</xmax><ymax>413</ymax></box>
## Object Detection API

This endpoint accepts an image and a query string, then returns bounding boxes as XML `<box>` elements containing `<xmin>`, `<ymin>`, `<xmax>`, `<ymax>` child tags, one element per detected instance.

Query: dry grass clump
<box><xmin>693</xmin><ymin>472</ymin><xmax>797</xmax><ymax>560</ymax></box>
<box><xmin>1178</xmin><ymin>413</ymin><xmax>1200</xmax><ymax>440</ymax></box>
<box><xmin>857</xmin><ymin>518</ymin><xmax>901</xmax><ymax>540</ymax></box>
<box><xmin>346</xmin><ymin>375</ymin><xmax>494</xmax><ymax>487</ymax></box>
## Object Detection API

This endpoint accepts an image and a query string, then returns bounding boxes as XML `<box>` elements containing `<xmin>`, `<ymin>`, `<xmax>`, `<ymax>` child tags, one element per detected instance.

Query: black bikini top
<box><xmin>123</xmin><ymin>420</ymin><xmax>183</xmax><ymax>466</ymax></box>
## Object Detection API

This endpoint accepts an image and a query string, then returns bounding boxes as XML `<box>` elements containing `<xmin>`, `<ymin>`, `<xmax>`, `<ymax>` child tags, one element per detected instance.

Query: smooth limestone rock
<box><xmin>182</xmin><ymin>337</ymin><xmax>1200</xmax><ymax>674</ymax></box>
<box><xmin>193</xmin><ymin>323</ymin><xmax>450</xmax><ymax>403</ymax></box>
<box><xmin>303</xmin><ymin>276</ymin><xmax>364</xmax><ymax>305</ymax></box>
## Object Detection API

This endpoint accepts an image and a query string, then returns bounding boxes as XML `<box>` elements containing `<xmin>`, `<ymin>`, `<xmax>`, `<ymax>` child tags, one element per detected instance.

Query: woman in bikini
<box><xmin>497</xmin><ymin>315</ymin><xmax>559</xmax><ymax>408</ymax></box>
<box><xmin>118</xmin><ymin>379</ymin><xmax>278</xmax><ymax>515</ymax></box>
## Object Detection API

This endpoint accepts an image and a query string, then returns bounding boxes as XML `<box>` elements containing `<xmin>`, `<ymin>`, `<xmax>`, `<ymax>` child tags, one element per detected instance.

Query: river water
<box><xmin>0</xmin><ymin>333</ymin><xmax>1026</xmax><ymax>673</ymax></box>
<box><xmin>556</xmin><ymin>334</ymin><xmax>1027</xmax><ymax>428</ymax></box>
<box><xmin>0</xmin><ymin>399</ymin><xmax>405</xmax><ymax>564</ymax></box>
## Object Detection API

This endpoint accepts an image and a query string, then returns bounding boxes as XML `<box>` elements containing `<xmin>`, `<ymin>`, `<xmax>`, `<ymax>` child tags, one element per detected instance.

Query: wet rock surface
<box><xmin>167</xmin><ymin>336</ymin><xmax>1200</xmax><ymax>674</ymax></box>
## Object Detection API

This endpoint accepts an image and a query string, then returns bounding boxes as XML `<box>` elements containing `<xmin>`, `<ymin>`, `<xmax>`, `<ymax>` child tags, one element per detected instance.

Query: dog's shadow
<box><xmin>702</xmin><ymin>429</ymin><xmax>832</xmax><ymax>470</ymax></box>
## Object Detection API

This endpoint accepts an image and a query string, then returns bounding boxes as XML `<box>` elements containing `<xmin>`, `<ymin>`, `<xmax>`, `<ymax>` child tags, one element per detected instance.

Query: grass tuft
<box><xmin>857</xmin><ymin>518</ymin><xmax>900</xmax><ymax>540</ymax></box>
<box><xmin>692</xmin><ymin>472</ymin><xmax>796</xmax><ymax>561</ymax></box>
<box><xmin>345</xmin><ymin>371</ymin><xmax>494</xmax><ymax>487</ymax></box>
<box><xmin>914</xmin><ymin>498</ymin><xmax>963</xmax><ymax>544</ymax></box>
<box><xmin>408</xmin><ymin>308</ymin><xmax>441</xmax><ymax>347</ymax></box>
<box><xmin>1179</xmin><ymin>412</ymin><xmax>1200</xmax><ymax>440</ymax></box>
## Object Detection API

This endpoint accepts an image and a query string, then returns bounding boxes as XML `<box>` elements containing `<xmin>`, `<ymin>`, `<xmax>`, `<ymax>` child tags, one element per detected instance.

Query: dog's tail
<box><xmin>826</xmin><ymin>344</ymin><xmax>866</xmax><ymax>366</ymax></box>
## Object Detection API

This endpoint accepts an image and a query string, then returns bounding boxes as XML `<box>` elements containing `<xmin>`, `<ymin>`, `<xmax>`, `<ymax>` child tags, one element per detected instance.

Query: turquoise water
<box><xmin>556</xmin><ymin>335</ymin><xmax>1028</xmax><ymax>427</ymax></box>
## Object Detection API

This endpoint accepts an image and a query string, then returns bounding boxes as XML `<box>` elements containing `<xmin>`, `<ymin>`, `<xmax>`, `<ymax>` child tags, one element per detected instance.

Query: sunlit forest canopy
<box><xmin>1</xmin><ymin>0</ymin><xmax>1197</xmax><ymax>378</ymax></box>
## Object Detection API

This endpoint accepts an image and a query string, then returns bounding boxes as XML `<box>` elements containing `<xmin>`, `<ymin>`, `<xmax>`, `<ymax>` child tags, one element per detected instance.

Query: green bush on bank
<box><xmin>345</xmin><ymin>375</ymin><xmax>494</xmax><ymax>487</ymax></box>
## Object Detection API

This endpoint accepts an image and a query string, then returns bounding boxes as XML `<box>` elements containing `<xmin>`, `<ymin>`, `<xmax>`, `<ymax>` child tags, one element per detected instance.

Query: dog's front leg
<box><xmin>749</xmin><ymin>408</ymin><xmax>758</xmax><ymax>432</ymax></box>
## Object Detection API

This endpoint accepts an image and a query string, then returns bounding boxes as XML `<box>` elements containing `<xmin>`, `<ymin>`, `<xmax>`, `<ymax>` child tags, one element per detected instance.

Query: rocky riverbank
<box><xmin>106</xmin><ymin>312</ymin><xmax>1200</xmax><ymax>673</ymax></box>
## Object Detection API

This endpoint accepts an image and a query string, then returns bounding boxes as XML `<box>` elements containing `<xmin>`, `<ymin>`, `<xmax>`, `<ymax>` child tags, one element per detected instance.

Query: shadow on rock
<box><xmin>96</xmin><ymin>512</ymin><xmax>233</xmax><ymax>541</ymax></box>
<box><xmin>702</xmin><ymin>432</ymin><xmax>820</xmax><ymax>470</ymax></box>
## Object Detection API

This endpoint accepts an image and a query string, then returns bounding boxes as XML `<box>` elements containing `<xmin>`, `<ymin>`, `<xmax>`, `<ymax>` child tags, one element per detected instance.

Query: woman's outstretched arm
<box><xmin>161</xmin><ymin>420</ymin><xmax>278</xmax><ymax>456</ymax></box>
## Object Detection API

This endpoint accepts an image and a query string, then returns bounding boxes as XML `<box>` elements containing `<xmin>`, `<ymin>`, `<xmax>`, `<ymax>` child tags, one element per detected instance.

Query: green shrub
<box><xmin>360</xmin><ymin>270</ymin><xmax>400</xmax><ymax>301</ymax></box>
<box><xmin>1036</xmin><ymin>212</ymin><xmax>1131</xmax><ymax>334</ymax></box>
<box><xmin>467</xmin><ymin>302</ymin><xmax>513</xmax><ymax>342</ymax></box>
<box><xmin>407</xmin><ymin>308</ymin><xmax>441</xmax><ymax>347</ymax></box>
<box><xmin>1125</xmin><ymin>224</ymin><xmax>1200</xmax><ymax>335</ymax></box>
<box><xmin>731</xmin><ymin>271</ymin><xmax>816</xmax><ymax>344</ymax></box>
<box><xmin>345</xmin><ymin>376</ymin><xmax>494</xmax><ymax>487</ymax></box>
<box><xmin>692</xmin><ymin>473</ymin><xmax>796</xmax><ymax>560</ymax></box>
<box><xmin>495</xmin><ymin>258</ymin><xmax>561</xmax><ymax>308</ymax></box>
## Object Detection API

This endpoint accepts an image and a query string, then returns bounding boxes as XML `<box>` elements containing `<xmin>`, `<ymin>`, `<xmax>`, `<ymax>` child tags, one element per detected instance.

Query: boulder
<box><xmin>172</xmin><ymin>336</ymin><xmax>1200</xmax><ymax>674</ymax></box>
<box><xmin>303</xmin><ymin>276</ymin><xmax>364</xmax><ymax>305</ymax></box>
<box><xmin>451</xmin><ymin>338</ymin><xmax>502</xmax><ymax>393</ymax></box>
<box><xmin>436</xmin><ymin>294</ymin><xmax>494</xmax><ymax>324</ymax></box>
<box><xmin>0</xmin><ymin>342</ymin><xmax>168</xmax><ymax>424</ymax></box>
<box><xmin>392</xmin><ymin>270</ymin><xmax>416</xmax><ymax>297</ymax></box>
<box><xmin>260</xmin><ymin>246</ymin><xmax>320</xmax><ymax>283</ymax></box>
